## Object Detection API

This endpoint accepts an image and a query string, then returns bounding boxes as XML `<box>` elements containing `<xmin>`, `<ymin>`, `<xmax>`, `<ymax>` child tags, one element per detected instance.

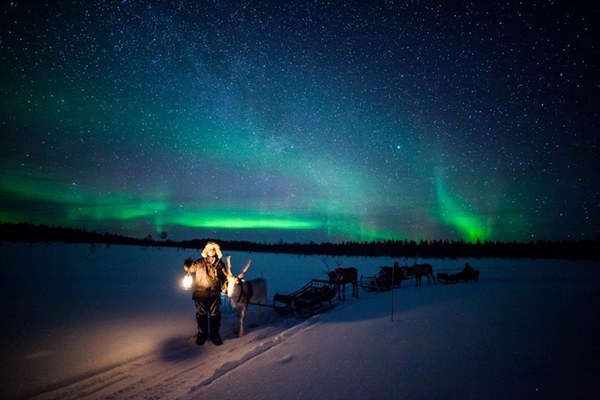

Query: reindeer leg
<box><xmin>238</xmin><ymin>305</ymin><xmax>247</xmax><ymax>337</ymax></box>
<box><xmin>233</xmin><ymin>309</ymin><xmax>242</xmax><ymax>336</ymax></box>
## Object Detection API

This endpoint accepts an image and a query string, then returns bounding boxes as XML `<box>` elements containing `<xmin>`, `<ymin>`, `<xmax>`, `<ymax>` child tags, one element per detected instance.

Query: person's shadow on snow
<box><xmin>159</xmin><ymin>336</ymin><xmax>203</xmax><ymax>362</ymax></box>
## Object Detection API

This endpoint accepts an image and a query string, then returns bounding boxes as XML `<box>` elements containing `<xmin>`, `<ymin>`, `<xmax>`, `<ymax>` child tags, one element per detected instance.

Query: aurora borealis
<box><xmin>1</xmin><ymin>1</ymin><xmax>598</xmax><ymax>243</ymax></box>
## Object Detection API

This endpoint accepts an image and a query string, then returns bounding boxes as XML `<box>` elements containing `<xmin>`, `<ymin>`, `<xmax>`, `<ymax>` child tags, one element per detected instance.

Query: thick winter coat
<box><xmin>184</xmin><ymin>257</ymin><xmax>227</xmax><ymax>299</ymax></box>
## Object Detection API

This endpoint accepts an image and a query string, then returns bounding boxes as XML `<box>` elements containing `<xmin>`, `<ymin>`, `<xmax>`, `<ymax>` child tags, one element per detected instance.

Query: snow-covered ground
<box><xmin>1</xmin><ymin>242</ymin><xmax>599</xmax><ymax>399</ymax></box>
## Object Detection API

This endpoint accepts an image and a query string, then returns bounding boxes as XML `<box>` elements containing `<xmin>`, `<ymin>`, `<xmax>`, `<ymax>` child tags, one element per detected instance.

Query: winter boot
<box><xmin>209</xmin><ymin>315</ymin><xmax>223</xmax><ymax>345</ymax></box>
<box><xmin>196</xmin><ymin>314</ymin><xmax>209</xmax><ymax>346</ymax></box>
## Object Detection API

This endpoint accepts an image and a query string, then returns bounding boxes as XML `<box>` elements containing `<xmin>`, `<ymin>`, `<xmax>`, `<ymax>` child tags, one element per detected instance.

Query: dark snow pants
<box><xmin>194</xmin><ymin>293</ymin><xmax>221</xmax><ymax>317</ymax></box>
<box><xmin>193</xmin><ymin>292</ymin><xmax>221</xmax><ymax>338</ymax></box>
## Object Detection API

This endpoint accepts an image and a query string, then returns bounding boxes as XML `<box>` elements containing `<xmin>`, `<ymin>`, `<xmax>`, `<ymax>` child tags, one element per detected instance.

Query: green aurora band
<box><xmin>1</xmin><ymin>161</ymin><xmax>509</xmax><ymax>243</ymax></box>
<box><xmin>434</xmin><ymin>175</ymin><xmax>491</xmax><ymax>242</ymax></box>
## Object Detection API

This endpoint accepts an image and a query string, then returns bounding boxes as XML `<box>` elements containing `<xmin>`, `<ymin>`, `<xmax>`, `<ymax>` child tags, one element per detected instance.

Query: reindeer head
<box><xmin>225</xmin><ymin>256</ymin><xmax>253</xmax><ymax>298</ymax></box>
<box><xmin>326</xmin><ymin>270</ymin><xmax>338</xmax><ymax>283</ymax></box>
<box><xmin>323</xmin><ymin>257</ymin><xmax>344</xmax><ymax>283</ymax></box>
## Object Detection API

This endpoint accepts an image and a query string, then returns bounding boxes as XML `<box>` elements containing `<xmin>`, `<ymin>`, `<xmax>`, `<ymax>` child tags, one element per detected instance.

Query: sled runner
<box><xmin>273</xmin><ymin>279</ymin><xmax>337</xmax><ymax>317</ymax></box>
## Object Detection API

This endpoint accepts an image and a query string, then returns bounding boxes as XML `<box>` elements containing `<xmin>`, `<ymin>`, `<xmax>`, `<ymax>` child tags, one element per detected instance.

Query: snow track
<box><xmin>29</xmin><ymin>314</ymin><xmax>320</xmax><ymax>400</ymax></box>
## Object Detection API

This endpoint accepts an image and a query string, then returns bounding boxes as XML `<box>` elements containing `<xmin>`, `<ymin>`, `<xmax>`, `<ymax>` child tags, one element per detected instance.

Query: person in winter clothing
<box><xmin>184</xmin><ymin>241</ymin><xmax>228</xmax><ymax>346</ymax></box>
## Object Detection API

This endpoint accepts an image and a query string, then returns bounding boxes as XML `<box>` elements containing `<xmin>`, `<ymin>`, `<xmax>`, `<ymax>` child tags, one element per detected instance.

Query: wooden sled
<box><xmin>273</xmin><ymin>279</ymin><xmax>337</xmax><ymax>317</ymax></box>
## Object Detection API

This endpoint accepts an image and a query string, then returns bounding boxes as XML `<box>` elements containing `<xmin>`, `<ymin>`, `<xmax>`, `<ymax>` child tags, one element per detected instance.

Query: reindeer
<box><xmin>225</xmin><ymin>256</ymin><xmax>269</xmax><ymax>337</ymax></box>
<box><xmin>411</xmin><ymin>263</ymin><xmax>436</xmax><ymax>286</ymax></box>
<box><xmin>327</xmin><ymin>267</ymin><xmax>359</xmax><ymax>300</ymax></box>
<box><xmin>377</xmin><ymin>262</ymin><xmax>406</xmax><ymax>288</ymax></box>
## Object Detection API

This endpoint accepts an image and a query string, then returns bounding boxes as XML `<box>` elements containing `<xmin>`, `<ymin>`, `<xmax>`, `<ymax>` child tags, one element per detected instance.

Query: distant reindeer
<box><xmin>327</xmin><ymin>267</ymin><xmax>359</xmax><ymax>300</ymax></box>
<box><xmin>225</xmin><ymin>256</ymin><xmax>269</xmax><ymax>337</ymax></box>
<box><xmin>380</xmin><ymin>262</ymin><xmax>406</xmax><ymax>288</ymax></box>
<box><xmin>410</xmin><ymin>263</ymin><xmax>436</xmax><ymax>286</ymax></box>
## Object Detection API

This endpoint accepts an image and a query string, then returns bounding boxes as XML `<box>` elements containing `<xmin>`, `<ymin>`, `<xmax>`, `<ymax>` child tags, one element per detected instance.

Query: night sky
<box><xmin>1</xmin><ymin>1</ymin><xmax>598</xmax><ymax>243</ymax></box>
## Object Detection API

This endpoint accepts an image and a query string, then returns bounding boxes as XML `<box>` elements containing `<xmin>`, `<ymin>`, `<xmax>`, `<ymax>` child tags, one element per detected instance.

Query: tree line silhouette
<box><xmin>1</xmin><ymin>222</ymin><xmax>598</xmax><ymax>261</ymax></box>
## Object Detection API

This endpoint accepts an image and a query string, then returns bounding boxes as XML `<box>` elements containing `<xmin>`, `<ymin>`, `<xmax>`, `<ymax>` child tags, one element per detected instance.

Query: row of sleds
<box><xmin>360</xmin><ymin>264</ymin><xmax>480</xmax><ymax>292</ymax></box>
<box><xmin>270</xmin><ymin>264</ymin><xmax>479</xmax><ymax>316</ymax></box>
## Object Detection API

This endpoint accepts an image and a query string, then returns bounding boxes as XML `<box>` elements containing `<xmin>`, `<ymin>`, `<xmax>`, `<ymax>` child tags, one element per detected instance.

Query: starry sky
<box><xmin>1</xmin><ymin>0</ymin><xmax>598</xmax><ymax>243</ymax></box>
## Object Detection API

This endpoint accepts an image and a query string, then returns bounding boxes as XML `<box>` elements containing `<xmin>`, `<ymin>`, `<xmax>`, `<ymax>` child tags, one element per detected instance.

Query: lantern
<box><xmin>182</xmin><ymin>273</ymin><xmax>193</xmax><ymax>290</ymax></box>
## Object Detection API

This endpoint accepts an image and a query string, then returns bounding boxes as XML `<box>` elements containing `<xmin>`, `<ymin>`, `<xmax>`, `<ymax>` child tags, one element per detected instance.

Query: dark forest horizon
<box><xmin>1</xmin><ymin>222</ymin><xmax>597</xmax><ymax>261</ymax></box>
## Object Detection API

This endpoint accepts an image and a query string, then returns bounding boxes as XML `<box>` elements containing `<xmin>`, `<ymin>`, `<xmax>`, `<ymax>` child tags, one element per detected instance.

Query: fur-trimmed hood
<box><xmin>201</xmin><ymin>241</ymin><xmax>223</xmax><ymax>259</ymax></box>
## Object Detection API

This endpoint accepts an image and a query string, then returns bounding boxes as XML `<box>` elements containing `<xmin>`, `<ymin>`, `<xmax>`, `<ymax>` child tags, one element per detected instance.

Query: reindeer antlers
<box><xmin>226</xmin><ymin>256</ymin><xmax>253</xmax><ymax>279</ymax></box>
<box><xmin>225</xmin><ymin>255</ymin><xmax>233</xmax><ymax>277</ymax></box>
<box><xmin>240</xmin><ymin>260</ymin><xmax>252</xmax><ymax>278</ymax></box>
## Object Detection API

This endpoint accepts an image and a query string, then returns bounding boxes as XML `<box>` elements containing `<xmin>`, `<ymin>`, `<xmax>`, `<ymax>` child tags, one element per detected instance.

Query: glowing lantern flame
<box><xmin>182</xmin><ymin>273</ymin><xmax>193</xmax><ymax>290</ymax></box>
